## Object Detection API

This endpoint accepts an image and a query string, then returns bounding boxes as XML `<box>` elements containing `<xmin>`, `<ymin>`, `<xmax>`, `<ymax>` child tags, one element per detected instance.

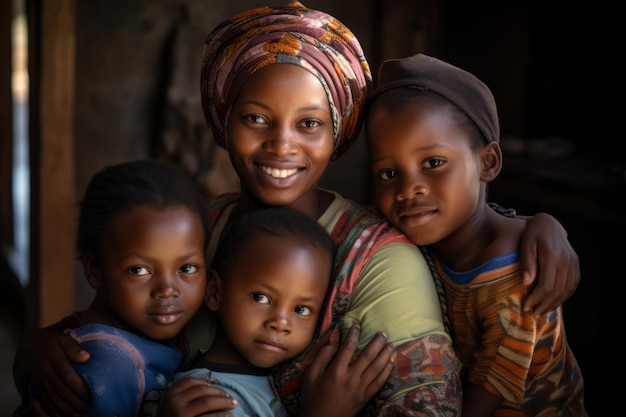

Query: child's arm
<box><xmin>519</xmin><ymin>212</ymin><xmax>580</xmax><ymax>315</ymax></box>
<box><xmin>154</xmin><ymin>377</ymin><xmax>237</xmax><ymax>417</ymax></box>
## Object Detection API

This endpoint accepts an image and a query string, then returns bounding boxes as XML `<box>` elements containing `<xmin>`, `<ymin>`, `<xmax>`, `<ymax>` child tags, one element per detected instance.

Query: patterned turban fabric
<box><xmin>201</xmin><ymin>1</ymin><xmax>372</xmax><ymax>159</ymax></box>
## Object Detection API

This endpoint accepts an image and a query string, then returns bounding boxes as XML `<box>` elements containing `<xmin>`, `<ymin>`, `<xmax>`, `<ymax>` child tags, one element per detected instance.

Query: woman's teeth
<box><xmin>261</xmin><ymin>166</ymin><xmax>298</xmax><ymax>178</ymax></box>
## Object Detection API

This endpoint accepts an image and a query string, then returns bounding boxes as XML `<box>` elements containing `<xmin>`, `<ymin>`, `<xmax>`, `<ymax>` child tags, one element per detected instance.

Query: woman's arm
<box><xmin>347</xmin><ymin>242</ymin><xmax>463</xmax><ymax>416</ymax></box>
<box><xmin>13</xmin><ymin>318</ymin><xmax>90</xmax><ymax>417</ymax></box>
<box><xmin>299</xmin><ymin>324</ymin><xmax>396</xmax><ymax>417</ymax></box>
<box><xmin>488</xmin><ymin>204</ymin><xmax>580</xmax><ymax>315</ymax></box>
<box><xmin>461</xmin><ymin>382</ymin><xmax>503</xmax><ymax>417</ymax></box>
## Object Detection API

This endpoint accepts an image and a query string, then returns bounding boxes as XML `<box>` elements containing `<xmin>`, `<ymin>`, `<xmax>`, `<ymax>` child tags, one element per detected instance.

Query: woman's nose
<box><xmin>264</xmin><ymin>126</ymin><xmax>297</xmax><ymax>156</ymax></box>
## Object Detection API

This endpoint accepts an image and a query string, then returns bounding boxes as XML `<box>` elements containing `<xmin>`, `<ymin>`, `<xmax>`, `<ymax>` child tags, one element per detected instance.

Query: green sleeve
<box><xmin>343</xmin><ymin>242</ymin><xmax>449</xmax><ymax>349</ymax></box>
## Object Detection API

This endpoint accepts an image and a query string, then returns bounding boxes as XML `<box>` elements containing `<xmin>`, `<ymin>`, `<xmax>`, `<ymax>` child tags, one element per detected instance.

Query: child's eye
<box><xmin>422</xmin><ymin>158</ymin><xmax>445</xmax><ymax>169</ymax></box>
<box><xmin>379</xmin><ymin>169</ymin><xmax>398</xmax><ymax>181</ymax></box>
<box><xmin>295</xmin><ymin>305</ymin><xmax>313</xmax><ymax>316</ymax></box>
<box><xmin>179</xmin><ymin>264</ymin><xmax>199</xmax><ymax>274</ymax></box>
<box><xmin>251</xmin><ymin>293</ymin><xmax>270</xmax><ymax>304</ymax></box>
<box><xmin>128</xmin><ymin>266</ymin><xmax>150</xmax><ymax>276</ymax></box>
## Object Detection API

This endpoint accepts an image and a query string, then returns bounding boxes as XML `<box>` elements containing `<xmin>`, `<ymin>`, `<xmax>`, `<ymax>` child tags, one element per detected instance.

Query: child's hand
<box><xmin>519</xmin><ymin>212</ymin><xmax>580</xmax><ymax>315</ymax></box>
<box><xmin>15</xmin><ymin>326</ymin><xmax>90</xmax><ymax>417</ymax></box>
<box><xmin>157</xmin><ymin>376</ymin><xmax>237</xmax><ymax>417</ymax></box>
<box><xmin>299</xmin><ymin>323</ymin><xmax>396</xmax><ymax>417</ymax></box>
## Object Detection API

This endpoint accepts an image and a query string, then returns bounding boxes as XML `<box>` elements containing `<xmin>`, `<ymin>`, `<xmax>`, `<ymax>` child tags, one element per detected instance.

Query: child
<box><xmin>366</xmin><ymin>53</ymin><xmax>587</xmax><ymax>416</ymax></box>
<box><xmin>19</xmin><ymin>159</ymin><xmax>209</xmax><ymax>417</ymax></box>
<box><xmin>151</xmin><ymin>207</ymin><xmax>395</xmax><ymax>417</ymax></box>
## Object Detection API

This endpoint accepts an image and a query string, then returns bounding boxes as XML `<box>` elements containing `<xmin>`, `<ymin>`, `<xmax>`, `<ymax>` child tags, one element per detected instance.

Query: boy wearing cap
<box><xmin>366</xmin><ymin>53</ymin><xmax>587</xmax><ymax>416</ymax></box>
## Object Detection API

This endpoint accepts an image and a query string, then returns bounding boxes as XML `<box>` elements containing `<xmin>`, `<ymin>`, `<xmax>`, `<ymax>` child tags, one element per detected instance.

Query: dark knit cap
<box><xmin>371</xmin><ymin>53</ymin><xmax>499</xmax><ymax>143</ymax></box>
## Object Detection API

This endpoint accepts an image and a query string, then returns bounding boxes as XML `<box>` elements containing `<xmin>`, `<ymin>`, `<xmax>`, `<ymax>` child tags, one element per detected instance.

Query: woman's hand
<box><xmin>14</xmin><ymin>324</ymin><xmax>91</xmax><ymax>417</ymax></box>
<box><xmin>520</xmin><ymin>212</ymin><xmax>580</xmax><ymax>315</ymax></box>
<box><xmin>299</xmin><ymin>324</ymin><xmax>395</xmax><ymax>417</ymax></box>
<box><xmin>157</xmin><ymin>377</ymin><xmax>237</xmax><ymax>417</ymax></box>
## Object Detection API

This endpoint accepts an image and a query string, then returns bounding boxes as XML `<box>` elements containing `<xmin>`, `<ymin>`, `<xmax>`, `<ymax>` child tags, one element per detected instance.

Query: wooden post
<box><xmin>31</xmin><ymin>0</ymin><xmax>76</xmax><ymax>326</ymax></box>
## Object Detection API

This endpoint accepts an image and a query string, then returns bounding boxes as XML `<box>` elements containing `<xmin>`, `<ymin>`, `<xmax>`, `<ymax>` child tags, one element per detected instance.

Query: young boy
<box><xmin>365</xmin><ymin>53</ymin><xmax>587</xmax><ymax>416</ymax></box>
<box><xmin>151</xmin><ymin>207</ymin><xmax>395</xmax><ymax>417</ymax></box>
<box><xmin>17</xmin><ymin>159</ymin><xmax>209</xmax><ymax>417</ymax></box>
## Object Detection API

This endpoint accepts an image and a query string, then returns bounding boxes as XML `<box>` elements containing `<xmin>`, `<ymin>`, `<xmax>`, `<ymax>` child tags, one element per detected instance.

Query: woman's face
<box><xmin>226</xmin><ymin>63</ymin><xmax>335</xmax><ymax>211</ymax></box>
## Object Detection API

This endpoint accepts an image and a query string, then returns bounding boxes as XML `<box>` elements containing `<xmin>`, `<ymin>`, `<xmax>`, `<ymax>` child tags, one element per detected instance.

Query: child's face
<box><xmin>367</xmin><ymin>100</ymin><xmax>484</xmax><ymax>247</ymax></box>
<box><xmin>226</xmin><ymin>63</ymin><xmax>335</xmax><ymax>211</ymax></box>
<box><xmin>88</xmin><ymin>204</ymin><xmax>207</xmax><ymax>340</ymax></box>
<box><xmin>207</xmin><ymin>234</ymin><xmax>331</xmax><ymax>368</ymax></box>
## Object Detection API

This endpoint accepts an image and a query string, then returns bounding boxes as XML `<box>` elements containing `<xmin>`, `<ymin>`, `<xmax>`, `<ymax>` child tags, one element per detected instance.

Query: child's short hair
<box><xmin>212</xmin><ymin>207</ymin><xmax>335</xmax><ymax>276</ymax></box>
<box><xmin>76</xmin><ymin>159</ymin><xmax>208</xmax><ymax>262</ymax></box>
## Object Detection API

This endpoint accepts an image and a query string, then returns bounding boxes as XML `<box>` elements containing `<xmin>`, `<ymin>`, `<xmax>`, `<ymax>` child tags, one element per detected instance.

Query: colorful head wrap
<box><xmin>372</xmin><ymin>53</ymin><xmax>500</xmax><ymax>144</ymax></box>
<box><xmin>201</xmin><ymin>1</ymin><xmax>372</xmax><ymax>159</ymax></box>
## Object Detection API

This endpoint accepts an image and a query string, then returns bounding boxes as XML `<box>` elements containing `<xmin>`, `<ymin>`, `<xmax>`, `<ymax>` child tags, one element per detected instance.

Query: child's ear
<box><xmin>205</xmin><ymin>269</ymin><xmax>222</xmax><ymax>312</ymax></box>
<box><xmin>480</xmin><ymin>142</ymin><xmax>502</xmax><ymax>182</ymax></box>
<box><xmin>83</xmin><ymin>252</ymin><xmax>102</xmax><ymax>289</ymax></box>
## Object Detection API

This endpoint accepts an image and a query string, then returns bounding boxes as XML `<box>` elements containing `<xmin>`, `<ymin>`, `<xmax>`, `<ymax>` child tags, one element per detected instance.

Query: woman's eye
<box><xmin>246</xmin><ymin>114</ymin><xmax>266</xmax><ymax>124</ymax></box>
<box><xmin>128</xmin><ymin>266</ymin><xmax>149</xmax><ymax>276</ymax></box>
<box><xmin>180</xmin><ymin>264</ymin><xmax>199</xmax><ymax>274</ymax></box>
<box><xmin>301</xmin><ymin>119</ymin><xmax>321</xmax><ymax>129</ymax></box>
<box><xmin>295</xmin><ymin>305</ymin><xmax>312</xmax><ymax>316</ymax></box>
<box><xmin>251</xmin><ymin>293</ymin><xmax>270</xmax><ymax>304</ymax></box>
